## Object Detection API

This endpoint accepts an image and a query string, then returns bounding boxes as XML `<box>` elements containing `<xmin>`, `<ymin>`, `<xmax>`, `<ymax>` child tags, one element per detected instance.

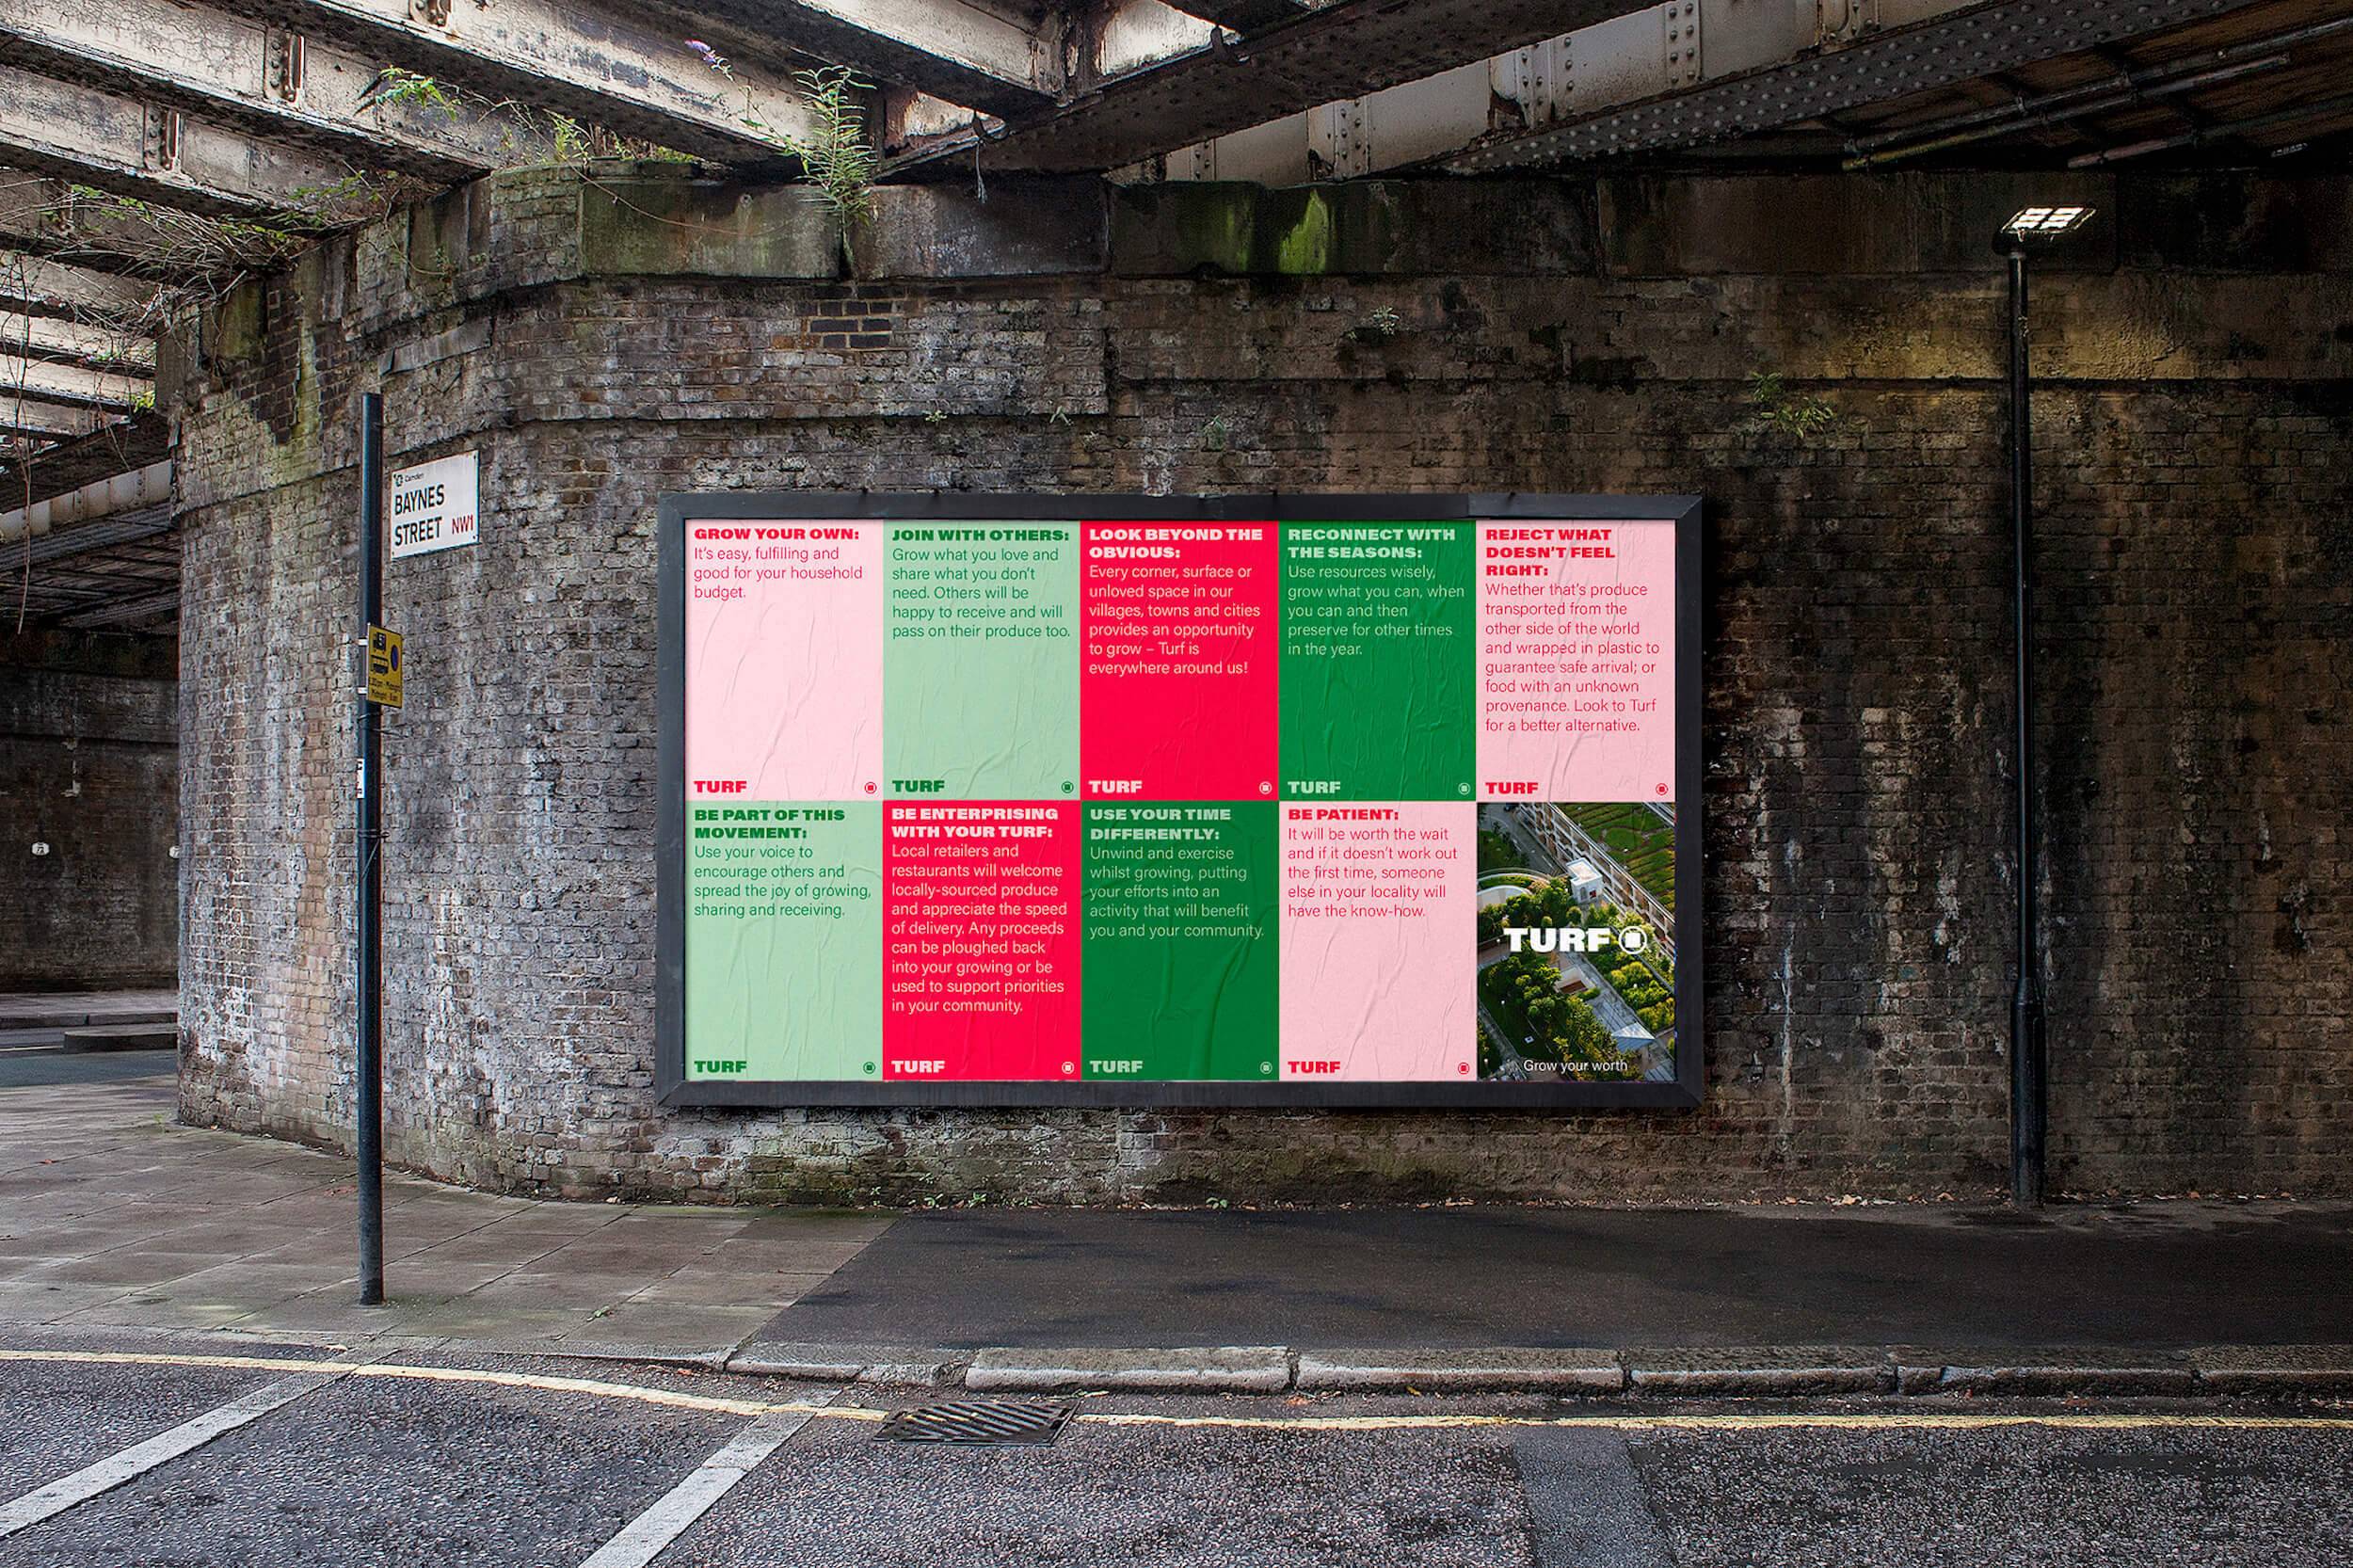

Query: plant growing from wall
<box><xmin>1746</xmin><ymin>370</ymin><xmax>1840</xmax><ymax>441</ymax></box>
<box><xmin>363</xmin><ymin>67</ymin><xmax>466</xmax><ymax>116</ymax></box>
<box><xmin>689</xmin><ymin>43</ymin><xmax>877</xmax><ymax>263</ymax></box>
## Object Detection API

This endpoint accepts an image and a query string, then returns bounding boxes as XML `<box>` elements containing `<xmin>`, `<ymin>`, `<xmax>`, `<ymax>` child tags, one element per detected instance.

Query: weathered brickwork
<box><xmin>1</xmin><ymin>631</ymin><xmax>178</xmax><ymax>990</ymax></box>
<box><xmin>174</xmin><ymin>167</ymin><xmax>2353</xmax><ymax>1203</ymax></box>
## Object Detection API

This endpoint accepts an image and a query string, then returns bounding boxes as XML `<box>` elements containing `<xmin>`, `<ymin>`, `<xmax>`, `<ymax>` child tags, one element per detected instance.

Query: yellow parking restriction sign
<box><xmin>365</xmin><ymin>625</ymin><xmax>403</xmax><ymax>708</ymax></box>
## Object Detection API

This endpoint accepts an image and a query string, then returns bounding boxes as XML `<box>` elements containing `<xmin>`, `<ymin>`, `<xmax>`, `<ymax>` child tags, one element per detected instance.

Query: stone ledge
<box><xmin>1624</xmin><ymin>1345</ymin><xmax>1894</xmax><ymax>1397</ymax></box>
<box><xmin>2191</xmin><ymin>1345</ymin><xmax>2353</xmax><ymax>1395</ymax></box>
<box><xmin>724</xmin><ymin>1341</ymin><xmax>966</xmax><ymax>1386</ymax></box>
<box><xmin>715</xmin><ymin>1341</ymin><xmax>2353</xmax><ymax>1396</ymax></box>
<box><xmin>966</xmin><ymin>1346</ymin><xmax>1292</xmax><ymax>1393</ymax></box>
<box><xmin>1296</xmin><ymin>1349</ymin><xmax>1624</xmax><ymax>1393</ymax></box>
<box><xmin>1896</xmin><ymin>1347</ymin><xmax>2199</xmax><ymax>1398</ymax></box>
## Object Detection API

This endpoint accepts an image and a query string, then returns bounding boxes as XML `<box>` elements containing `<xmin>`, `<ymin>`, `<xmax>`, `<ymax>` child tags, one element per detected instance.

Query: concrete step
<box><xmin>58</xmin><ymin>1021</ymin><xmax>178</xmax><ymax>1053</ymax></box>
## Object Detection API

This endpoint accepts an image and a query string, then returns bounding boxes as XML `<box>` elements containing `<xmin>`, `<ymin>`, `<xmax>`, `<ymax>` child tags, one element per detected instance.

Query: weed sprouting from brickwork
<box><xmin>1747</xmin><ymin>370</ymin><xmax>1841</xmax><ymax>441</ymax></box>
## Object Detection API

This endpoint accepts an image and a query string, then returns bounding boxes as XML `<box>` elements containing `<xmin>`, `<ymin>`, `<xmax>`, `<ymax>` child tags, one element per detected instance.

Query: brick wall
<box><xmin>0</xmin><ymin>630</ymin><xmax>178</xmax><ymax>991</ymax></box>
<box><xmin>172</xmin><ymin>167</ymin><xmax>2353</xmax><ymax>1202</ymax></box>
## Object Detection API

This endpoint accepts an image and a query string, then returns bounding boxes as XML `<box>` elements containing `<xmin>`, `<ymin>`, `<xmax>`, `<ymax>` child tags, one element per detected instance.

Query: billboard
<box><xmin>658</xmin><ymin>495</ymin><xmax>1701</xmax><ymax>1109</ymax></box>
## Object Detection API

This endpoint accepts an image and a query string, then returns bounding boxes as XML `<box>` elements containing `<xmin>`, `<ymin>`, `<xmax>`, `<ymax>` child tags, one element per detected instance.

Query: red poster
<box><xmin>881</xmin><ymin>803</ymin><xmax>1080</xmax><ymax>1081</ymax></box>
<box><xmin>1080</xmin><ymin>521</ymin><xmax>1278</xmax><ymax>800</ymax></box>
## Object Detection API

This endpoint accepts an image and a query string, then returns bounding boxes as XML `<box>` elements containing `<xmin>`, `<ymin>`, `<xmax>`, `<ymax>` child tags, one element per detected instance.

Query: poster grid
<box><xmin>658</xmin><ymin>494</ymin><xmax>1702</xmax><ymax>1111</ymax></box>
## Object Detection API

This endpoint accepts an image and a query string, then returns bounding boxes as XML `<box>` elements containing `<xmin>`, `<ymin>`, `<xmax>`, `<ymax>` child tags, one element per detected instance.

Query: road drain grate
<box><xmin>875</xmin><ymin>1400</ymin><xmax>1071</xmax><ymax>1447</ymax></box>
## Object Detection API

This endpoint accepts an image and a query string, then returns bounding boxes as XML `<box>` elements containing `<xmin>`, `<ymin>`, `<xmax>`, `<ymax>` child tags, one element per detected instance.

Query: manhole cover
<box><xmin>875</xmin><ymin>1400</ymin><xmax>1071</xmax><ymax>1447</ymax></box>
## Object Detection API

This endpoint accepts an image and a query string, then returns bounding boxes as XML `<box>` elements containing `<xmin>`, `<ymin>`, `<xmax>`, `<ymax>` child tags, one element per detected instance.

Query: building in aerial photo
<box><xmin>1477</xmin><ymin>803</ymin><xmax>1677</xmax><ymax>1083</ymax></box>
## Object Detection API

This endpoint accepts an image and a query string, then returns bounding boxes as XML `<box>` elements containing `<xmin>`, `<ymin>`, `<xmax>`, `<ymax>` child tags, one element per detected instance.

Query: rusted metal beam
<box><xmin>1159</xmin><ymin>0</ymin><xmax>1985</xmax><ymax>181</ymax></box>
<box><xmin>1169</xmin><ymin>1</ymin><xmax>1316</xmax><ymax>32</ymax></box>
<box><xmin>208</xmin><ymin>0</ymin><xmax>815</xmax><ymax>164</ymax></box>
<box><xmin>0</xmin><ymin>170</ymin><xmax>214</xmax><ymax>278</ymax></box>
<box><xmin>1444</xmin><ymin>0</ymin><xmax>2278</xmax><ymax>171</ymax></box>
<box><xmin>0</xmin><ymin>62</ymin><xmax>360</xmax><ymax>217</ymax></box>
<box><xmin>1156</xmin><ymin>0</ymin><xmax>2282</xmax><ymax>180</ymax></box>
<box><xmin>0</xmin><ymin>352</ymin><xmax>150</xmax><ymax>408</ymax></box>
<box><xmin>0</xmin><ymin>248</ymin><xmax>158</xmax><ymax>324</ymax></box>
<box><xmin>900</xmin><ymin>0</ymin><xmax>1651</xmax><ymax>175</ymax></box>
<box><xmin>0</xmin><ymin>0</ymin><xmax>547</xmax><ymax>183</ymax></box>
<box><xmin>638</xmin><ymin>0</ymin><xmax>1059</xmax><ymax>120</ymax></box>
<box><xmin>0</xmin><ymin>311</ymin><xmax>153</xmax><ymax>369</ymax></box>
<box><xmin>0</xmin><ymin>391</ymin><xmax>112</xmax><ymax>439</ymax></box>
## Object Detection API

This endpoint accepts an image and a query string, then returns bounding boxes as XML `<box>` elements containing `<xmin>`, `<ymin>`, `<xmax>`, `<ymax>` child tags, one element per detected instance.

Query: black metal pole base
<box><xmin>2010</xmin><ymin>991</ymin><xmax>2047</xmax><ymax>1209</ymax></box>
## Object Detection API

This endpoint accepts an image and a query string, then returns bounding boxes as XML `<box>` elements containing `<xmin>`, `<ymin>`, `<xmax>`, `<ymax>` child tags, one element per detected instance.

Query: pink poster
<box><xmin>882</xmin><ymin>802</ymin><xmax>1081</xmax><ymax>1082</ymax></box>
<box><xmin>1476</xmin><ymin>520</ymin><xmax>1675</xmax><ymax>805</ymax></box>
<box><xmin>1080</xmin><ymin>522</ymin><xmax>1278</xmax><ymax>801</ymax></box>
<box><xmin>1278</xmin><ymin>802</ymin><xmax>1477</xmax><ymax>1080</ymax></box>
<box><xmin>686</xmin><ymin>521</ymin><xmax>884</xmax><ymax>799</ymax></box>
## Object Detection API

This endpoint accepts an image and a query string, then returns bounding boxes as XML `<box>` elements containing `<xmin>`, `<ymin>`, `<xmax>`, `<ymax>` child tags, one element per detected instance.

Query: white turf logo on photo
<box><xmin>1504</xmin><ymin>925</ymin><xmax>1647</xmax><ymax>955</ymax></box>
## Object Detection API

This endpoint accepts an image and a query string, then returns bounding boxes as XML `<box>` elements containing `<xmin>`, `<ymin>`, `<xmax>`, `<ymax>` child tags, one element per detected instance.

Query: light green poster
<box><xmin>684</xmin><ymin>802</ymin><xmax>881</xmax><ymax>1080</ymax></box>
<box><xmin>883</xmin><ymin>525</ymin><xmax>1080</xmax><ymax>798</ymax></box>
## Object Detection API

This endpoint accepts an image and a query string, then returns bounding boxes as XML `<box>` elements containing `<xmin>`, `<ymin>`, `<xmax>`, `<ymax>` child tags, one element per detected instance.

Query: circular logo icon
<box><xmin>1260</xmin><ymin>1061</ymin><xmax>1274</xmax><ymax>1075</ymax></box>
<box><xmin>864</xmin><ymin>781</ymin><xmax>878</xmax><ymax>795</ymax></box>
<box><xmin>1458</xmin><ymin>783</ymin><xmax>1471</xmax><ymax>796</ymax></box>
<box><xmin>1656</xmin><ymin>782</ymin><xmax>1669</xmax><ymax>796</ymax></box>
<box><xmin>1257</xmin><ymin>780</ymin><xmax>1273</xmax><ymax>796</ymax></box>
<box><xmin>863</xmin><ymin>1061</ymin><xmax>877</xmax><ymax>1075</ymax></box>
<box><xmin>1061</xmin><ymin>781</ymin><xmax>1074</xmax><ymax>794</ymax></box>
<box><xmin>1457</xmin><ymin>1062</ymin><xmax>1471</xmax><ymax>1076</ymax></box>
<box><xmin>1062</xmin><ymin>1061</ymin><xmax>1077</xmax><ymax>1076</ymax></box>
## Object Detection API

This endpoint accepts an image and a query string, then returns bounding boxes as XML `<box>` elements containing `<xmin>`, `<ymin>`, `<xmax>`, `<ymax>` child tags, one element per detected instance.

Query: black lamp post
<box><xmin>1996</xmin><ymin>202</ymin><xmax>2093</xmax><ymax>1210</ymax></box>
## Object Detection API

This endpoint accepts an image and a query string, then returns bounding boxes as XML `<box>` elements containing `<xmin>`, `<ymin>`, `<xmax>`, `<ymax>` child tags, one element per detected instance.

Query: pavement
<box><xmin>0</xmin><ymin>1070</ymin><xmax>887</xmax><ymax>1360</ymax></box>
<box><xmin>5</xmin><ymin>1048</ymin><xmax>2350</xmax><ymax>1395</ymax></box>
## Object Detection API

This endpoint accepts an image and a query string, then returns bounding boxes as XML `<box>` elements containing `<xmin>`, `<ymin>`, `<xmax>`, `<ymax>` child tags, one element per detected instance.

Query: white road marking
<box><xmin>576</xmin><ymin>1398</ymin><xmax>836</xmax><ymax>1568</ymax></box>
<box><xmin>0</xmin><ymin>1347</ymin><xmax>390</xmax><ymax>1538</ymax></box>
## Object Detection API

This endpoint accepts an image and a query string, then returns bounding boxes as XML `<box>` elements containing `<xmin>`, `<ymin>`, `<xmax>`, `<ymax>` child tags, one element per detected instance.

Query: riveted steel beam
<box><xmin>1446</xmin><ymin>0</ymin><xmax>2278</xmax><ymax>170</ymax></box>
<box><xmin>0</xmin><ymin>248</ymin><xmax>158</xmax><ymax>324</ymax></box>
<box><xmin>0</xmin><ymin>0</ymin><xmax>546</xmax><ymax>183</ymax></box>
<box><xmin>0</xmin><ymin>311</ymin><xmax>153</xmax><ymax>368</ymax></box>
<box><xmin>208</xmin><ymin>0</ymin><xmax>815</xmax><ymax>164</ymax></box>
<box><xmin>0</xmin><ymin>63</ymin><xmax>359</xmax><ymax>218</ymax></box>
<box><xmin>636</xmin><ymin>0</ymin><xmax>1060</xmax><ymax>120</ymax></box>
<box><xmin>904</xmin><ymin>0</ymin><xmax>1662</xmax><ymax>175</ymax></box>
<box><xmin>0</xmin><ymin>351</ymin><xmax>151</xmax><ymax>408</ymax></box>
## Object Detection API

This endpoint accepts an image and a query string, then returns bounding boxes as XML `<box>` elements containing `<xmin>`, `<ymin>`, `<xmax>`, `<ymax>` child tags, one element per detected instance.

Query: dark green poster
<box><xmin>1080</xmin><ymin>803</ymin><xmax>1279</xmax><ymax>1081</ymax></box>
<box><xmin>1279</xmin><ymin>523</ymin><xmax>1476</xmax><ymax>801</ymax></box>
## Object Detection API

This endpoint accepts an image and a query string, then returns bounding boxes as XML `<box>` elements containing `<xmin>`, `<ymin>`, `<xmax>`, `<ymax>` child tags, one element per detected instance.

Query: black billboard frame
<box><xmin>657</xmin><ymin>492</ymin><xmax>1703</xmax><ymax>1111</ymax></box>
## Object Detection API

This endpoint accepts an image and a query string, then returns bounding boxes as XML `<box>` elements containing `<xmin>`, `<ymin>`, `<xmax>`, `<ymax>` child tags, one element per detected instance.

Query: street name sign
<box><xmin>388</xmin><ymin>451</ymin><xmax>479</xmax><ymax>560</ymax></box>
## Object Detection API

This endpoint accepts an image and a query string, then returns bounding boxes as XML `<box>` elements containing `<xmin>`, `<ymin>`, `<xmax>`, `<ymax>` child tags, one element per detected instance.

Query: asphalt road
<box><xmin>1</xmin><ymin>1328</ymin><xmax>2347</xmax><ymax>1566</ymax></box>
<box><xmin>0</xmin><ymin>1032</ymin><xmax>174</xmax><ymax>1090</ymax></box>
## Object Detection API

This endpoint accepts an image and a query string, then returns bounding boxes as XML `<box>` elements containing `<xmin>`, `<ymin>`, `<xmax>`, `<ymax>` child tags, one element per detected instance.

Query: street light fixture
<box><xmin>1995</xmin><ymin>201</ymin><xmax>2093</xmax><ymax>1210</ymax></box>
<box><xmin>2004</xmin><ymin>204</ymin><xmax>2096</xmax><ymax>237</ymax></box>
